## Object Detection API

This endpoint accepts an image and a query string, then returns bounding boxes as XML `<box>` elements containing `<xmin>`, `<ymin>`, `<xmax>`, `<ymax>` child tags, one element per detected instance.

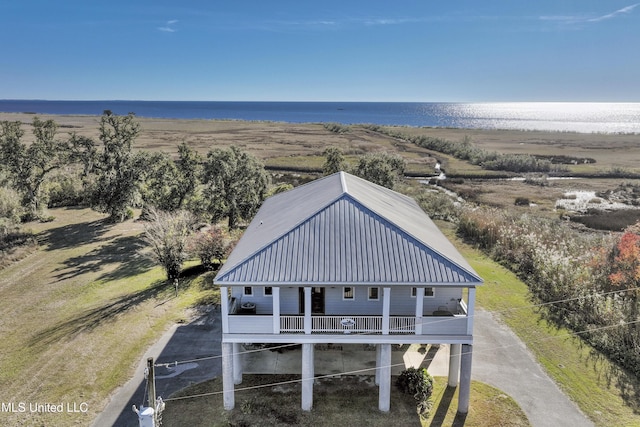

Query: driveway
<box><xmin>93</xmin><ymin>307</ymin><xmax>593</xmax><ymax>427</ymax></box>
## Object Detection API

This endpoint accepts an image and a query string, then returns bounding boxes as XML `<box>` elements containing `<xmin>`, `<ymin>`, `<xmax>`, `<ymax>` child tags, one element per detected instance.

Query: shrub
<box><xmin>0</xmin><ymin>187</ymin><xmax>23</xmax><ymax>225</ymax></box>
<box><xmin>323</xmin><ymin>122</ymin><xmax>350</xmax><ymax>134</ymax></box>
<box><xmin>396</xmin><ymin>367</ymin><xmax>434</xmax><ymax>418</ymax></box>
<box><xmin>188</xmin><ymin>225</ymin><xmax>233</xmax><ymax>271</ymax></box>
<box><xmin>43</xmin><ymin>169</ymin><xmax>86</xmax><ymax>207</ymax></box>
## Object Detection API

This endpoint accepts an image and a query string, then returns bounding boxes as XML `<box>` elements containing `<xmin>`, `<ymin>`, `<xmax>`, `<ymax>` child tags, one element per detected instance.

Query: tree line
<box><xmin>0</xmin><ymin>111</ymin><xmax>269</xmax><ymax>228</ymax></box>
<box><xmin>0</xmin><ymin>112</ymin><xmax>407</xmax><ymax>281</ymax></box>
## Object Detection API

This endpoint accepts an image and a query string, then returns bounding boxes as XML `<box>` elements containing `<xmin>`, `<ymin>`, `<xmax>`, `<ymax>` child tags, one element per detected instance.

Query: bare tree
<box><xmin>143</xmin><ymin>208</ymin><xmax>196</xmax><ymax>282</ymax></box>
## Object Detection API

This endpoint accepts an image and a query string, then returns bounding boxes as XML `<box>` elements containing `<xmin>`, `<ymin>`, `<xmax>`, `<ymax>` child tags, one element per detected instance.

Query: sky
<box><xmin>0</xmin><ymin>1</ymin><xmax>639</xmax><ymax>102</ymax></box>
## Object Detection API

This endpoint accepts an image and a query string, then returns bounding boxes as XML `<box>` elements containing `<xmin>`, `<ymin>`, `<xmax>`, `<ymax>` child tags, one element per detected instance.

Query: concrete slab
<box><xmin>242</xmin><ymin>343</ymin><xmax>450</xmax><ymax>377</ymax></box>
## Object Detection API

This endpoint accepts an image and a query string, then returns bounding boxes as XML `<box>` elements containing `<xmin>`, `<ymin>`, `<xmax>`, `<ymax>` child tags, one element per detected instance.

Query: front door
<box><xmin>299</xmin><ymin>287</ymin><xmax>325</xmax><ymax>314</ymax></box>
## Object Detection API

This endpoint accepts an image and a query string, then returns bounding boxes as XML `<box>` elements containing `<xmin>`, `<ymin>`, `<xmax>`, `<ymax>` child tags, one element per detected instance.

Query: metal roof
<box><xmin>215</xmin><ymin>172</ymin><xmax>482</xmax><ymax>286</ymax></box>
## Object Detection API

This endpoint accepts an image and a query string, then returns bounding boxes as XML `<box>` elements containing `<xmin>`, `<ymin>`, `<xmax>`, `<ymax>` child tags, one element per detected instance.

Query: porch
<box><xmin>224</xmin><ymin>293</ymin><xmax>471</xmax><ymax>337</ymax></box>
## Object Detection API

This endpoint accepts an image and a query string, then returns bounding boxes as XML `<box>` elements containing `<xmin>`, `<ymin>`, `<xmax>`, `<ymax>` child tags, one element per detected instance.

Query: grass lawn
<box><xmin>162</xmin><ymin>375</ymin><xmax>528</xmax><ymax>427</ymax></box>
<box><xmin>0</xmin><ymin>208</ymin><xmax>218</xmax><ymax>427</ymax></box>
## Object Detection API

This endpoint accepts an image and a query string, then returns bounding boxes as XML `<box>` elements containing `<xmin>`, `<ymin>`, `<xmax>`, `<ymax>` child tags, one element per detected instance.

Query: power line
<box><xmin>154</xmin><ymin>284</ymin><xmax>640</xmax><ymax>368</ymax></box>
<box><xmin>156</xmin><ymin>287</ymin><xmax>640</xmax><ymax>403</ymax></box>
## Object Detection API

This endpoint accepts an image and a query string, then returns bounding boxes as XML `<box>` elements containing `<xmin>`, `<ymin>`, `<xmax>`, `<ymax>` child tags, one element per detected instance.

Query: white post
<box><xmin>448</xmin><ymin>343</ymin><xmax>461</xmax><ymax>387</ymax></box>
<box><xmin>233</xmin><ymin>343</ymin><xmax>243</xmax><ymax>385</ymax></box>
<box><xmin>415</xmin><ymin>287</ymin><xmax>424</xmax><ymax>335</ymax></box>
<box><xmin>375</xmin><ymin>344</ymin><xmax>382</xmax><ymax>385</ymax></box>
<box><xmin>466</xmin><ymin>288</ymin><xmax>476</xmax><ymax>335</ymax></box>
<box><xmin>457</xmin><ymin>344</ymin><xmax>473</xmax><ymax>414</ymax></box>
<box><xmin>220</xmin><ymin>286</ymin><xmax>229</xmax><ymax>334</ymax></box>
<box><xmin>382</xmin><ymin>287</ymin><xmax>391</xmax><ymax>335</ymax></box>
<box><xmin>222</xmin><ymin>342</ymin><xmax>235</xmax><ymax>410</ymax></box>
<box><xmin>378</xmin><ymin>344</ymin><xmax>392</xmax><ymax>412</ymax></box>
<box><xmin>272</xmin><ymin>287</ymin><xmax>281</xmax><ymax>334</ymax></box>
<box><xmin>301</xmin><ymin>343</ymin><xmax>315</xmax><ymax>411</ymax></box>
<box><xmin>304</xmin><ymin>287</ymin><xmax>312</xmax><ymax>334</ymax></box>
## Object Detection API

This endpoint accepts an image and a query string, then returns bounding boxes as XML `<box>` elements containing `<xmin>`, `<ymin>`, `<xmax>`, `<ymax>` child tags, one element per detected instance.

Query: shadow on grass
<box><xmin>29</xmin><ymin>280</ymin><xmax>171</xmax><ymax>350</ymax></box>
<box><xmin>53</xmin><ymin>234</ymin><xmax>154</xmax><ymax>282</ymax></box>
<box><xmin>38</xmin><ymin>218</ymin><xmax>115</xmax><ymax>251</ymax></box>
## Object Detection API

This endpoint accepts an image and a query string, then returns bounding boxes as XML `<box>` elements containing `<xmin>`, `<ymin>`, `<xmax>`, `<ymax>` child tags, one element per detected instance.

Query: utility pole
<box><xmin>147</xmin><ymin>357</ymin><xmax>157</xmax><ymax>424</ymax></box>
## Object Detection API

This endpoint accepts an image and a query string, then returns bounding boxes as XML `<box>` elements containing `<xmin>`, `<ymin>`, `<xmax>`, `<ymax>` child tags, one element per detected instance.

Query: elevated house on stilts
<box><xmin>214</xmin><ymin>171</ymin><xmax>483</xmax><ymax>413</ymax></box>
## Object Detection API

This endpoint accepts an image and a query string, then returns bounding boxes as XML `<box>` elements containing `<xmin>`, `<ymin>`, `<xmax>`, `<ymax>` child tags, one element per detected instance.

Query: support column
<box><xmin>233</xmin><ymin>343</ymin><xmax>243</xmax><ymax>385</ymax></box>
<box><xmin>301</xmin><ymin>343</ymin><xmax>315</xmax><ymax>411</ymax></box>
<box><xmin>304</xmin><ymin>287</ymin><xmax>312</xmax><ymax>334</ymax></box>
<box><xmin>382</xmin><ymin>287</ymin><xmax>391</xmax><ymax>335</ymax></box>
<box><xmin>378</xmin><ymin>344</ymin><xmax>392</xmax><ymax>412</ymax></box>
<box><xmin>466</xmin><ymin>288</ymin><xmax>476</xmax><ymax>335</ymax></box>
<box><xmin>272</xmin><ymin>287</ymin><xmax>281</xmax><ymax>334</ymax></box>
<box><xmin>448</xmin><ymin>343</ymin><xmax>461</xmax><ymax>387</ymax></box>
<box><xmin>375</xmin><ymin>344</ymin><xmax>382</xmax><ymax>385</ymax></box>
<box><xmin>457</xmin><ymin>344</ymin><xmax>473</xmax><ymax>414</ymax></box>
<box><xmin>222</xmin><ymin>342</ymin><xmax>235</xmax><ymax>410</ymax></box>
<box><xmin>415</xmin><ymin>287</ymin><xmax>424</xmax><ymax>334</ymax></box>
<box><xmin>220</xmin><ymin>286</ymin><xmax>229</xmax><ymax>334</ymax></box>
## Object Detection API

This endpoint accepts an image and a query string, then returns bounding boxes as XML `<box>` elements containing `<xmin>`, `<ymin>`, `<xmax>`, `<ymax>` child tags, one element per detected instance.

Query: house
<box><xmin>214</xmin><ymin>171</ymin><xmax>483</xmax><ymax>413</ymax></box>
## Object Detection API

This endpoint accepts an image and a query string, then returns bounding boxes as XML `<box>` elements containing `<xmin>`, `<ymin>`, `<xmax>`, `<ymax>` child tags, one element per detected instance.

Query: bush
<box><xmin>0</xmin><ymin>187</ymin><xmax>23</xmax><ymax>225</ymax></box>
<box><xmin>396</xmin><ymin>367</ymin><xmax>434</xmax><ymax>418</ymax></box>
<box><xmin>188</xmin><ymin>225</ymin><xmax>233</xmax><ymax>271</ymax></box>
<box><xmin>43</xmin><ymin>170</ymin><xmax>86</xmax><ymax>207</ymax></box>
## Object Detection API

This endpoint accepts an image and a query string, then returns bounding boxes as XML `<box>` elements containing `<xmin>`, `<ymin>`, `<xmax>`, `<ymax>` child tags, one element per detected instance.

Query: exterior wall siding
<box><xmin>228</xmin><ymin>286</ymin><xmax>464</xmax><ymax>316</ymax></box>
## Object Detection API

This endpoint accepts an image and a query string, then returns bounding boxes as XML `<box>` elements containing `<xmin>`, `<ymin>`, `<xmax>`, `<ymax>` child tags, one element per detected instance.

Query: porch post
<box><xmin>272</xmin><ymin>287</ymin><xmax>281</xmax><ymax>334</ymax></box>
<box><xmin>220</xmin><ymin>286</ymin><xmax>229</xmax><ymax>334</ymax></box>
<box><xmin>457</xmin><ymin>344</ymin><xmax>473</xmax><ymax>414</ymax></box>
<box><xmin>301</xmin><ymin>343</ymin><xmax>315</xmax><ymax>411</ymax></box>
<box><xmin>466</xmin><ymin>287</ymin><xmax>476</xmax><ymax>335</ymax></box>
<box><xmin>233</xmin><ymin>343</ymin><xmax>243</xmax><ymax>384</ymax></box>
<box><xmin>415</xmin><ymin>287</ymin><xmax>424</xmax><ymax>334</ymax></box>
<box><xmin>222</xmin><ymin>342</ymin><xmax>234</xmax><ymax>410</ymax></box>
<box><xmin>378</xmin><ymin>343</ymin><xmax>392</xmax><ymax>412</ymax></box>
<box><xmin>448</xmin><ymin>343</ymin><xmax>461</xmax><ymax>387</ymax></box>
<box><xmin>304</xmin><ymin>287</ymin><xmax>312</xmax><ymax>334</ymax></box>
<box><xmin>382</xmin><ymin>287</ymin><xmax>391</xmax><ymax>335</ymax></box>
<box><xmin>375</xmin><ymin>344</ymin><xmax>382</xmax><ymax>385</ymax></box>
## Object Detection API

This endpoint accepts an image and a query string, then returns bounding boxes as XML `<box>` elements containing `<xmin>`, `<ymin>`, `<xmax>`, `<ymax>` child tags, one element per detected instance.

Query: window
<box><xmin>368</xmin><ymin>287</ymin><xmax>379</xmax><ymax>301</ymax></box>
<box><xmin>343</xmin><ymin>287</ymin><xmax>354</xmax><ymax>300</ymax></box>
<box><xmin>264</xmin><ymin>286</ymin><xmax>273</xmax><ymax>296</ymax></box>
<box><xmin>411</xmin><ymin>287</ymin><xmax>435</xmax><ymax>298</ymax></box>
<box><xmin>243</xmin><ymin>286</ymin><xmax>253</xmax><ymax>296</ymax></box>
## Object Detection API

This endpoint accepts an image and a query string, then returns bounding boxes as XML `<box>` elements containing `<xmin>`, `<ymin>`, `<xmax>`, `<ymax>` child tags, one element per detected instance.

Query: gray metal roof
<box><xmin>215</xmin><ymin>172</ymin><xmax>482</xmax><ymax>286</ymax></box>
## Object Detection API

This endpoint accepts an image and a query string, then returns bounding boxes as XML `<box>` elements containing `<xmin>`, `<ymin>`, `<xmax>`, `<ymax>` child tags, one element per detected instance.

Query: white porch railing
<box><xmin>272</xmin><ymin>315</ymin><xmax>466</xmax><ymax>335</ymax></box>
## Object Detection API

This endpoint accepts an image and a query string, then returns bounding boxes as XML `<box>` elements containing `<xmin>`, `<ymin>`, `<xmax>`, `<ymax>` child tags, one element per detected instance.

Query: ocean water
<box><xmin>1</xmin><ymin>100</ymin><xmax>639</xmax><ymax>134</ymax></box>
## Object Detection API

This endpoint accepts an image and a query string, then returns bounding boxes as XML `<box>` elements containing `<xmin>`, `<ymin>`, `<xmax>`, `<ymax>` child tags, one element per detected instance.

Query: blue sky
<box><xmin>1</xmin><ymin>1</ymin><xmax>638</xmax><ymax>102</ymax></box>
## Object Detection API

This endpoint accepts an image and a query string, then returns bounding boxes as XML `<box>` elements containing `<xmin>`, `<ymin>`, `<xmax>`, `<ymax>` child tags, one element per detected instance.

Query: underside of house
<box><xmin>214</xmin><ymin>172</ymin><xmax>483</xmax><ymax>413</ymax></box>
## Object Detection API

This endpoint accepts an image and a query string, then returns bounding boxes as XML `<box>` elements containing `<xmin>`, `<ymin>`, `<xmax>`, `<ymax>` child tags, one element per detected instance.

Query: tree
<box><xmin>0</xmin><ymin>118</ymin><xmax>71</xmax><ymax>219</ymax></box>
<box><xmin>322</xmin><ymin>147</ymin><xmax>347</xmax><ymax>175</ymax></box>
<box><xmin>352</xmin><ymin>152</ymin><xmax>406</xmax><ymax>189</ymax></box>
<box><xmin>188</xmin><ymin>225</ymin><xmax>233</xmax><ymax>270</ymax></box>
<box><xmin>138</xmin><ymin>152</ymin><xmax>182</xmax><ymax>212</ymax></box>
<box><xmin>89</xmin><ymin>111</ymin><xmax>143</xmax><ymax>222</ymax></box>
<box><xmin>175</xmin><ymin>142</ymin><xmax>203</xmax><ymax>209</ymax></box>
<box><xmin>143</xmin><ymin>208</ymin><xmax>196</xmax><ymax>281</ymax></box>
<box><xmin>203</xmin><ymin>146</ymin><xmax>268</xmax><ymax>229</ymax></box>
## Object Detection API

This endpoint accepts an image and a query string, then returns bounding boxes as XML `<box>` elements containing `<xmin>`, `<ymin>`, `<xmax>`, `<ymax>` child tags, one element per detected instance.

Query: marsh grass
<box><xmin>439</xmin><ymin>222</ymin><xmax>640</xmax><ymax>426</ymax></box>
